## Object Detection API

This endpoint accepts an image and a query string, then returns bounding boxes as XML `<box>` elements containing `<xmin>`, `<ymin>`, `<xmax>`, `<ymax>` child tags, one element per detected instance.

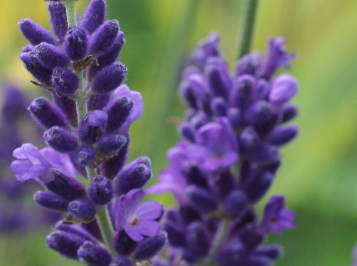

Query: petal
<box><xmin>136</xmin><ymin>220</ymin><xmax>160</xmax><ymax>237</ymax></box>
<box><xmin>136</xmin><ymin>201</ymin><xmax>163</xmax><ymax>220</ymax></box>
<box><xmin>123</xmin><ymin>225</ymin><xmax>144</xmax><ymax>242</ymax></box>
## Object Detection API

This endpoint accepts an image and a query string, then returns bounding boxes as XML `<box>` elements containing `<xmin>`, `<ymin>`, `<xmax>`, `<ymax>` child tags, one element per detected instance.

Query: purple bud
<box><xmin>96</xmin><ymin>31</ymin><xmax>125</xmax><ymax>68</ymax></box>
<box><xmin>239</xmin><ymin>127</ymin><xmax>261</xmax><ymax>154</ymax></box>
<box><xmin>91</xmin><ymin>62</ymin><xmax>127</xmax><ymax>94</ymax></box>
<box><xmin>20</xmin><ymin>51</ymin><xmax>52</xmax><ymax>84</ymax></box>
<box><xmin>255</xmin><ymin>245</ymin><xmax>282</xmax><ymax>260</ymax></box>
<box><xmin>269</xmin><ymin>74</ymin><xmax>298</xmax><ymax>107</ymax></box>
<box><xmin>53</xmin><ymin>94</ymin><xmax>78</xmax><ymax>126</ymax></box>
<box><xmin>89</xmin><ymin>20</ymin><xmax>120</xmax><ymax>56</ymax></box>
<box><xmin>68</xmin><ymin>198</ymin><xmax>96</xmax><ymax>219</ymax></box>
<box><xmin>95</xmin><ymin>134</ymin><xmax>127</xmax><ymax>155</ymax></box>
<box><xmin>227</xmin><ymin>108</ymin><xmax>242</xmax><ymax>129</ymax></box>
<box><xmin>87</xmin><ymin>94</ymin><xmax>111</xmax><ymax>111</ymax></box>
<box><xmin>46</xmin><ymin>230</ymin><xmax>84</xmax><ymax>259</ymax></box>
<box><xmin>55</xmin><ymin>221</ymin><xmax>98</xmax><ymax>243</ymax></box>
<box><xmin>52</xmin><ymin>67</ymin><xmax>79</xmax><ymax>95</ymax></box>
<box><xmin>29</xmin><ymin>97</ymin><xmax>68</xmax><ymax>128</ymax></box>
<box><xmin>211</xmin><ymin>170</ymin><xmax>237</xmax><ymax>200</ymax></box>
<box><xmin>243</xmin><ymin>171</ymin><xmax>274</xmax><ymax>204</ymax></box>
<box><xmin>244</xmin><ymin>101</ymin><xmax>272</xmax><ymax>127</ymax></box>
<box><xmin>113</xmin><ymin>230</ymin><xmax>137</xmax><ymax>256</ymax></box>
<box><xmin>44</xmin><ymin>126</ymin><xmax>78</xmax><ymax>152</ymax></box>
<box><xmin>105</xmin><ymin>96</ymin><xmax>133</xmax><ymax>133</ymax></box>
<box><xmin>34</xmin><ymin>42</ymin><xmax>69</xmax><ymax>69</ymax></box>
<box><xmin>19</xmin><ymin>18</ymin><xmax>57</xmax><ymax>46</ymax></box>
<box><xmin>100</xmin><ymin>138</ymin><xmax>129</xmax><ymax>179</ymax></box>
<box><xmin>133</xmin><ymin>231</ymin><xmax>167</xmax><ymax>260</ymax></box>
<box><xmin>78</xmin><ymin>110</ymin><xmax>108</xmax><ymax>144</ymax></box>
<box><xmin>223</xmin><ymin>191</ymin><xmax>247</xmax><ymax>219</ymax></box>
<box><xmin>181</xmin><ymin>162</ymin><xmax>208</xmax><ymax>188</ymax></box>
<box><xmin>110</xmin><ymin>256</ymin><xmax>132</xmax><ymax>266</ymax></box>
<box><xmin>236</xmin><ymin>52</ymin><xmax>262</xmax><ymax>76</ymax></box>
<box><xmin>81</xmin><ymin>0</ymin><xmax>106</xmax><ymax>34</ymax></box>
<box><xmin>34</xmin><ymin>191</ymin><xmax>69</xmax><ymax>212</ymax></box>
<box><xmin>76</xmin><ymin>146</ymin><xmax>96</xmax><ymax>166</ymax></box>
<box><xmin>48</xmin><ymin>2</ymin><xmax>68</xmax><ymax>42</ymax></box>
<box><xmin>113</xmin><ymin>156</ymin><xmax>152</xmax><ymax>195</ymax></box>
<box><xmin>46</xmin><ymin>169</ymin><xmax>86</xmax><ymax>200</ymax></box>
<box><xmin>205</xmin><ymin>57</ymin><xmax>231</xmax><ymax>99</ymax></box>
<box><xmin>179</xmin><ymin>206</ymin><xmax>201</xmax><ymax>225</ymax></box>
<box><xmin>186</xmin><ymin>222</ymin><xmax>211</xmax><ymax>257</ymax></box>
<box><xmin>88</xmin><ymin>175</ymin><xmax>113</xmax><ymax>205</ymax></box>
<box><xmin>191</xmin><ymin>111</ymin><xmax>211</xmax><ymax>131</ymax></box>
<box><xmin>230</xmin><ymin>75</ymin><xmax>255</xmax><ymax>109</ymax></box>
<box><xmin>268</xmin><ymin>125</ymin><xmax>298</xmax><ymax>146</ymax></box>
<box><xmin>78</xmin><ymin>241</ymin><xmax>112</xmax><ymax>266</ymax></box>
<box><xmin>211</xmin><ymin>97</ymin><xmax>228</xmax><ymax>117</ymax></box>
<box><xmin>186</xmin><ymin>186</ymin><xmax>218</xmax><ymax>213</ymax></box>
<box><xmin>178</xmin><ymin>122</ymin><xmax>195</xmax><ymax>143</ymax></box>
<box><xmin>164</xmin><ymin>221</ymin><xmax>186</xmax><ymax>248</ymax></box>
<box><xmin>179</xmin><ymin>74</ymin><xmax>208</xmax><ymax>110</ymax></box>
<box><xmin>281</xmin><ymin>104</ymin><xmax>298</xmax><ymax>123</ymax></box>
<box><xmin>64</xmin><ymin>26</ymin><xmax>89</xmax><ymax>61</ymax></box>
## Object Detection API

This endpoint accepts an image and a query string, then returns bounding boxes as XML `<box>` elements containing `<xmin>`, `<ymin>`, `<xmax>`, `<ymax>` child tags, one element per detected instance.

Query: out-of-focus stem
<box><xmin>237</xmin><ymin>0</ymin><xmax>259</xmax><ymax>59</ymax></box>
<box><xmin>63</xmin><ymin>0</ymin><xmax>77</xmax><ymax>26</ymax></box>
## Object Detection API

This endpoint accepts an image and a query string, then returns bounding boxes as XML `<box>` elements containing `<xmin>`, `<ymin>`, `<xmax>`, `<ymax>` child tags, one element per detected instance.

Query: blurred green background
<box><xmin>0</xmin><ymin>0</ymin><xmax>357</xmax><ymax>265</ymax></box>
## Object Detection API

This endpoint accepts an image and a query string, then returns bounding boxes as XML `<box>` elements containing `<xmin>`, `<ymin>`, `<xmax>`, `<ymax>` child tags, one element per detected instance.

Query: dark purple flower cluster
<box><xmin>148</xmin><ymin>33</ymin><xmax>299</xmax><ymax>265</ymax></box>
<box><xmin>11</xmin><ymin>0</ymin><xmax>166</xmax><ymax>265</ymax></box>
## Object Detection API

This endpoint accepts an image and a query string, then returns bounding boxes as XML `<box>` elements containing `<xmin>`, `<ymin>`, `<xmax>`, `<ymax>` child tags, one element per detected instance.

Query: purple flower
<box><xmin>269</xmin><ymin>74</ymin><xmax>298</xmax><ymax>108</ymax></box>
<box><xmin>111</xmin><ymin>85</ymin><xmax>144</xmax><ymax>134</ymax></box>
<box><xmin>115</xmin><ymin>189</ymin><xmax>163</xmax><ymax>242</ymax></box>
<box><xmin>191</xmin><ymin>117</ymin><xmax>238</xmax><ymax>172</ymax></box>
<box><xmin>191</xmin><ymin>32</ymin><xmax>220</xmax><ymax>65</ymax></box>
<box><xmin>147</xmin><ymin>141</ymin><xmax>189</xmax><ymax>205</ymax></box>
<box><xmin>258</xmin><ymin>195</ymin><xmax>296</xmax><ymax>235</ymax></box>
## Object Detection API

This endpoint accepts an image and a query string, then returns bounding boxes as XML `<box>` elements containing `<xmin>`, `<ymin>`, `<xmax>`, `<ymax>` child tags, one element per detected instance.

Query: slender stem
<box><xmin>96</xmin><ymin>206</ymin><xmax>116</xmax><ymax>256</ymax></box>
<box><xmin>63</xmin><ymin>0</ymin><xmax>77</xmax><ymax>26</ymax></box>
<box><xmin>237</xmin><ymin>0</ymin><xmax>259</xmax><ymax>59</ymax></box>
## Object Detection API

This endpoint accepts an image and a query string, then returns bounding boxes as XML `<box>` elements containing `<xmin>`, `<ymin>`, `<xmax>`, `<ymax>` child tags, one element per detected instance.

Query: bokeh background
<box><xmin>0</xmin><ymin>0</ymin><xmax>356</xmax><ymax>265</ymax></box>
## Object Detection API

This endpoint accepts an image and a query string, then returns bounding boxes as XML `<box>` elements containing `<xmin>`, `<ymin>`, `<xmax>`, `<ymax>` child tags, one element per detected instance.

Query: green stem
<box><xmin>96</xmin><ymin>206</ymin><xmax>116</xmax><ymax>256</ymax></box>
<box><xmin>237</xmin><ymin>0</ymin><xmax>260</xmax><ymax>59</ymax></box>
<box><xmin>63</xmin><ymin>0</ymin><xmax>77</xmax><ymax>26</ymax></box>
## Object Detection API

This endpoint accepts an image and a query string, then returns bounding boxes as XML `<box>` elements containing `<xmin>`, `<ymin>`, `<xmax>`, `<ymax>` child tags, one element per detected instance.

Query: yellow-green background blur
<box><xmin>0</xmin><ymin>0</ymin><xmax>356</xmax><ymax>265</ymax></box>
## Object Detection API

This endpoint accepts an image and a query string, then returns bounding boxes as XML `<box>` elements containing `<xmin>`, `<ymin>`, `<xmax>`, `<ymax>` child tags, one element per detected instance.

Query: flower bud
<box><xmin>105</xmin><ymin>96</ymin><xmax>133</xmax><ymax>133</ymax></box>
<box><xmin>19</xmin><ymin>18</ymin><xmax>57</xmax><ymax>46</ymax></box>
<box><xmin>29</xmin><ymin>97</ymin><xmax>68</xmax><ymax>129</ymax></box>
<box><xmin>64</xmin><ymin>26</ymin><xmax>89</xmax><ymax>61</ymax></box>
<box><xmin>53</xmin><ymin>94</ymin><xmax>78</xmax><ymax>126</ymax></box>
<box><xmin>76</xmin><ymin>146</ymin><xmax>96</xmax><ymax>166</ymax></box>
<box><xmin>186</xmin><ymin>222</ymin><xmax>211</xmax><ymax>257</ymax></box>
<box><xmin>133</xmin><ymin>231</ymin><xmax>167</xmax><ymax>260</ymax></box>
<box><xmin>164</xmin><ymin>221</ymin><xmax>186</xmax><ymax>248</ymax></box>
<box><xmin>89</xmin><ymin>20</ymin><xmax>120</xmax><ymax>57</ymax></box>
<box><xmin>52</xmin><ymin>67</ymin><xmax>80</xmax><ymax>95</ymax></box>
<box><xmin>255</xmin><ymin>245</ymin><xmax>282</xmax><ymax>260</ymax></box>
<box><xmin>20</xmin><ymin>51</ymin><xmax>52</xmax><ymax>84</ymax></box>
<box><xmin>243</xmin><ymin>171</ymin><xmax>274</xmax><ymax>203</ymax></box>
<box><xmin>34</xmin><ymin>191</ymin><xmax>68</xmax><ymax>212</ymax></box>
<box><xmin>46</xmin><ymin>169</ymin><xmax>86</xmax><ymax>200</ymax></box>
<box><xmin>236</xmin><ymin>52</ymin><xmax>262</xmax><ymax>76</ymax></box>
<box><xmin>110</xmin><ymin>256</ymin><xmax>131</xmax><ymax>266</ymax></box>
<box><xmin>223</xmin><ymin>191</ymin><xmax>247</xmax><ymax>219</ymax></box>
<box><xmin>268</xmin><ymin>125</ymin><xmax>298</xmax><ymax>146</ymax></box>
<box><xmin>190</xmin><ymin>111</ymin><xmax>210</xmax><ymax>131</ymax></box>
<box><xmin>244</xmin><ymin>101</ymin><xmax>272</xmax><ymax>127</ymax></box>
<box><xmin>113</xmin><ymin>157</ymin><xmax>152</xmax><ymax>195</ymax></box>
<box><xmin>78</xmin><ymin>241</ymin><xmax>112</xmax><ymax>266</ymax></box>
<box><xmin>87</xmin><ymin>94</ymin><xmax>110</xmax><ymax>111</ymax></box>
<box><xmin>227</xmin><ymin>107</ymin><xmax>242</xmax><ymax>129</ymax></box>
<box><xmin>113</xmin><ymin>230</ymin><xmax>137</xmax><ymax>256</ymax></box>
<box><xmin>179</xmin><ymin>206</ymin><xmax>201</xmax><ymax>225</ymax></box>
<box><xmin>81</xmin><ymin>0</ymin><xmax>106</xmax><ymax>34</ymax></box>
<box><xmin>95</xmin><ymin>134</ymin><xmax>127</xmax><ymax>155</ymax></box>
<box><xmin>34</xmin><ymin>42</ymin><xmax>69</xmax><ymax>69</ymax></box>
<box><xmin>48</xmin><ymin>2</ymin><xmax>68</xmax><ymax>42</ymax></box>
<box><xmin>96</xmin><ymin>31</ymin><xmax>125</xmax><ymax>68</ymax></box>
<box><xmin>211</xmin><ymin>97</ymin><xmax>228</xmax><ymax>117</ymax></box>
<box><xmin>181</xmin><ymin>161</ymin><xmax>208</xmax><ymax>188</ymax></box>
<box><xmin>46</xmin><ymin>230</ymin><xmax>84</xmax><ymax>259</ymax></box>
<box><xmin>88</xmin><ymin>175</ymin><xmax>113</xmax><ymax>205</ymax></box>
<box><xmin>211</xmin><ymin>170</ymin><xmax>236</xmax><ymax>200</ymax></box>
<box><xmin>91</xmin><ymin>62</ymin><xmax>127</xmax><ymax>94</ymax></box>
<box><xmin>281</xmin><ymin>104</ymin><xmax>298</xmax><ymax>123</ymax></box>
<box><xmin>230</xmin><ymin>74</ymin><xmax>255</xmax><ymax>109</ymax></box>
<box><xmin>205</xmin><ymin>57</ymin><xmax>231</xmax><ymax>99</ymax></box>
<box><xmin>178</xmin><ymin>122</ymin><xmax>195</xmax><ymax>143</ymax></box>
<box><xmin>78</xmin><ymin>110</ymin><xmax>108</xmax><ymax>144</ymax></box>
<box><xmin>55</xmin><ymin>221</ymin><xmax>98</xmax><ymax>243</ymax></box>
<box><xmin>44</xmin><ymin>126</ymin><xmax>78</xmax><ymax>152</ymax></box>
<box><xmin>239</xmin><ymin>127</ymin><xmax>261</xmax><ymax>154</ymax></box>
<box><xmin>179</xmin><ymin>74</ymin><xmax>207</xmax><ymax>109</ymax></box>
<box><xmin>185</xmin><ymin>186</ymin><xmax>218</xmax><ymax>213</ymax></box>
<box><xmin>68</xmin><ymin>198</ymin><xmax>96</xmax><ymax>219</ymax></box>
<box><xmin>269</xmin><ymin>74</ymin><xmax>298</xmax><ymax>106</ymax></box>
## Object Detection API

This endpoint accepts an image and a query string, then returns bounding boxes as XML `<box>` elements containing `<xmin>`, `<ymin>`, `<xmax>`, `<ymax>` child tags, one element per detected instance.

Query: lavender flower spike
<box><xmin>115</xmin><ymin>189</ymin><xmax>163</xmax><ymax>242</ymax></box>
